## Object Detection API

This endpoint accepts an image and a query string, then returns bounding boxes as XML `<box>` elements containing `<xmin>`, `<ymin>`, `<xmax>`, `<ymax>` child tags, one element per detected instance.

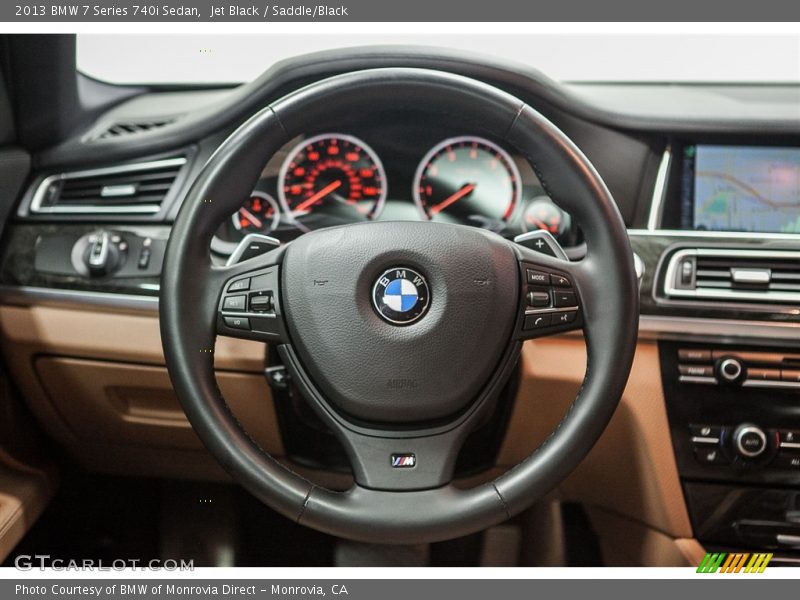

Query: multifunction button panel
<box><xmin>677</xmin><ymin>348</ymin><xmax>800</xmax><ymax>391</ymax></box>
<box><xmin>518</xmin><ymin>263</ymin><xmax>582</xmax><ymax>338</ymax></box>
<box><xmin>217</xmin><ymin>267</ymin><xmax>284</xmax><ymax>341</ymax></box>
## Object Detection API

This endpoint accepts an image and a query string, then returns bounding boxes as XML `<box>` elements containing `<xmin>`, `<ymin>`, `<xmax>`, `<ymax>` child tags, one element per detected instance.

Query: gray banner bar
<box><xmin>5</xmin><ymin>579</ymin><xmax>797</xmax><ymax>600</ymax></box>
<box><xmin>3</xmin><ymin>0</ymin><xmax>800</xmax><ymax>22</ymax></box>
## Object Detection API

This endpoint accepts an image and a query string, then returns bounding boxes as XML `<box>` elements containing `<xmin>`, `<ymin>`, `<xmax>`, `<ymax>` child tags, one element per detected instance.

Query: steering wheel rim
<box><xmin>160</xmin><ymin>67</ymin><xmax>639</xmax><ymax>544</ymax></box>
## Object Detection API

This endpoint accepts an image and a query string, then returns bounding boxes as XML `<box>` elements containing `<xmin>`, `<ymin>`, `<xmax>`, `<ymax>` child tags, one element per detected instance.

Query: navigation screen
<box><xmin>682</xmin><ymin>145</ymin><xmax>800</xmax><ymax>233</ymax></box>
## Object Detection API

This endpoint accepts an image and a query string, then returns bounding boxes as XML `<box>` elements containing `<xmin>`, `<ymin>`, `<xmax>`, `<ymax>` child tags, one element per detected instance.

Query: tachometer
<box><xmin>413</xmin><ymin>136</ymin><xmax>521</xmax><ymax>226</ymax></box>
<box><xmin>278</xmin><ymin>133</ymin><xmax>387</xmax><ymax>232</ymax></box>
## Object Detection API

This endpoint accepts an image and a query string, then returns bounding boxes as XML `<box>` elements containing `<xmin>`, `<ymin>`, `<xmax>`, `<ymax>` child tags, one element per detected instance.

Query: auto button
<box><xmin>734</xmin><ymin>424</ymin><xmax>768</xmax><ymax>458</ymax></box>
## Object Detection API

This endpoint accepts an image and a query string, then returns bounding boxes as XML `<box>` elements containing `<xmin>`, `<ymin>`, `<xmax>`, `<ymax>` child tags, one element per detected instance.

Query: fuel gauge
<box><xmin>232</xmin><ymin>191</ymin><xmax>281</xmax><ymax>236</ymax></box>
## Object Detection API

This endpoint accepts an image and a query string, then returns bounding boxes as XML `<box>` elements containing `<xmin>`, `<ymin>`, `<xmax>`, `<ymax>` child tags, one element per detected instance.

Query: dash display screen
<box><xmin>682</xmin><ymin>145</ymin><xmax>800</xmax><ymax>233</ymax></box>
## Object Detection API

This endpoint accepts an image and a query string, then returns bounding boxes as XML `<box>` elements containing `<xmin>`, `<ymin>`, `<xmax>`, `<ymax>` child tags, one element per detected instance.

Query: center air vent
<box><xmin>30</xmin><ymin>157</ymin><xmax>187</xmax><ymax>215</ymax></box>
<box><xmin>664</xmin><ymin>248</ymin><xmax>800</xmax><ymax>304</ymax></box>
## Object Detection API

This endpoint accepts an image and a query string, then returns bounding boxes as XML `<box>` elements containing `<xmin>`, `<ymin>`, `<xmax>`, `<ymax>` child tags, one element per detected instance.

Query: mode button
<box><xmin>526</xmin><ymin>269</ymin><xmax>549</xmax><ymax>285</ymax></box>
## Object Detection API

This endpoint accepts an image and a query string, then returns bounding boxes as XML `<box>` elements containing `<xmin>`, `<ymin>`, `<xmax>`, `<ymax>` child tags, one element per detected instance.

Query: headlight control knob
<box><xmin>78</xmin><ymin>230</ymin><xmax>125</xmax><ymax>277</ymax></box>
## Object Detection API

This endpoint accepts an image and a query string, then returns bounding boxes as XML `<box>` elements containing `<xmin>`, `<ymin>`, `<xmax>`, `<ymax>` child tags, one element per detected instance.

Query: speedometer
<box><xmin>278</xmin><ymin>133</ymin><xmax>387</xmax><ymax>232</ymax></box>
<box><xmin>413</xmin><ymin>136</ymin><xmax>521</xmax><ymax>226</ymax></box>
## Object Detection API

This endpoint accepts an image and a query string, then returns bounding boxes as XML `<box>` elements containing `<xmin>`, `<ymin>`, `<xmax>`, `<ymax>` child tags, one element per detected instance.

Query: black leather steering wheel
<box><xmin>160</xmin><ymin>68</ymin><xmax>639</xmax><ymax>544</ymax></box>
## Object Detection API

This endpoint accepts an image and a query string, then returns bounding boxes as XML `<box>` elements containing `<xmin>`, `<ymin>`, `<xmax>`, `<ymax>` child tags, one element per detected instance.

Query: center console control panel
<box><xmin>661</xmin><ymin>341</ymin><xmax>800</xmax><ymax>553</ymax></box>
<box><xmin>663</xmin><ymin>342</ymin><xmax>800</xmax><ymax>483</ymax></box>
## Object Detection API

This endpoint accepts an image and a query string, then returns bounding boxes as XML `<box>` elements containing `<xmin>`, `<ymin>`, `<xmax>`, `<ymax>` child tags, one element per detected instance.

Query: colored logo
<box><xmin>697</xmin><ymin>552</ymin><xmax>772</xmax><ymax>573</ymax></box>
<box><xmin>390</xmin><ymin>454</ymin><xmax>416</xmax><ymax>468</ymax></box>
<box><xmin>372</xmin><ymin>267</ymin><xmax>430</xmax><ymax>325</ymax></box>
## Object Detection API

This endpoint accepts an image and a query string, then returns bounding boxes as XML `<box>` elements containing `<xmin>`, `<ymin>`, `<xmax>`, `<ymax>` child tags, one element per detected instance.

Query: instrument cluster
<box><xmin>213</xmin><ymin>130</ymin><xmax>577</xmax><ymax>253</ymax></box>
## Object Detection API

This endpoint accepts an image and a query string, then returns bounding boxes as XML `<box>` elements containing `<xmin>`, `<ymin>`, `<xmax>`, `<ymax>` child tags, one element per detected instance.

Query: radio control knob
<box><xmin>734</xmin><ymin>424</ymin><xmax>767</xmax><ymax>458</ymax></box>
<box><xmin>717</xmin><ymin>357</ymin><xmax>744</xmax><ymax>383</ymax></box>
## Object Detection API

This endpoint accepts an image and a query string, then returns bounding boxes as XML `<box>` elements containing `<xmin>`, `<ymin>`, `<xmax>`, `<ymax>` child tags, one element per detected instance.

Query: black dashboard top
<box><xmin>35</xmin><ymin>45</ymin><xmax>800</xmax><ymax>170</ymax></box>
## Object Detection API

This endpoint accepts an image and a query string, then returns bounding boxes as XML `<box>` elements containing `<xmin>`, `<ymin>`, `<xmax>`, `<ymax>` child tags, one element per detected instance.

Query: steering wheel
<box><xmin>160</xmin><ymin>68</ymin><xmax>639</xmax><ymax>544</ymax></box>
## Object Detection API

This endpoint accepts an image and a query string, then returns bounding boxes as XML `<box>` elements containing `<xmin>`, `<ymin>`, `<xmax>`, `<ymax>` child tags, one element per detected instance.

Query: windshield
<box><xmin>77</xmin><ymin>33</ymin><xmax>800</xmax><ymax>86</ymax></box>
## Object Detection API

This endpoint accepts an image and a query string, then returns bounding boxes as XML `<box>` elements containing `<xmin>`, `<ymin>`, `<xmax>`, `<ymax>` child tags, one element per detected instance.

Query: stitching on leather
<box><xmin>269</xmin><ymin>106</ymin><xmax>290</xmax><ymax>138</ymax></box>
<box><xmin>492</xmin><ymin>483</ymin><xmax>511</xmax><ymax>519</ymax></box>
<box><xmin>497</xmin><ymin>117</ymin><xmax>606</xmax><ymax>469</ymax></box>
<box><xmin>212</xmin><ymin>386</ymin><xmax>318</xmax><ymax>515</ymax></box>
<box><xmin>503</xmin><ymin>103</ymin><xmax>525</xmax><ymax>139</ymax></box>
<box><xmin>498</xmin><ymin>107</ymin><xmax>596</xmax><ymax>473</ymax></box>
<box><xmin>493</xmin><ymin>323</ymin><xmax>593</xmax><ymax>487</ymax></box>
<box><xmin>296</xmin><ymin>485</ymin><xmax>315</xmax><ymax>524</ymax></box>
<box><xmin>527</xmin><ymin>154</ymin><xmax>558</xmax><ymax>205</ymax></box>
<box><xmin>507</xmin><ymin>108</ymin><xmax>560</xmax><ymax>205</ymax></box>
<box><xmin>203</xmin><ymin>109</ymin><xmax>297</xmax><ymax>483</ymax></box>
<box><xmin>212</xmin><ymin>378</ymin><xmax>315</xmax><ymax>486</ymax></box>
<box><xmin>206</xmin><ymin>341</ymin><xmax>316</xmax><ymax>493</ymax></box>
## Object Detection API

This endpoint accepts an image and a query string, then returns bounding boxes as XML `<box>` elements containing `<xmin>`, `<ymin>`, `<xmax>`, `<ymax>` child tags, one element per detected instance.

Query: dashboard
<box><xmin>211</xmin><ymin>125</ymin><xmax>576</xmax><ymax>252</ymax></box>
<box><xmin>4</xmin><ymin>44</ymin><xmax>800</xmax><ymax>563</ymax></box>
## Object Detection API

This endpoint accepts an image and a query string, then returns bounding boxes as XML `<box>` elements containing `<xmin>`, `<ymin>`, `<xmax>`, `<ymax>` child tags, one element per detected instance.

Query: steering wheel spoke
<box><xmin>214</xmin><ymin>247</ymin><xmax>289</xmax><ymax>344</ymax></box>
<box><xmin>278</xmin><ymin>344</ymin><xmax>493</xmax><ymax>492</ymax></box>
<box><xmin>330</xmin><ymin>427</ymin><xmax>465</xmax><ymax>492</ymax></box>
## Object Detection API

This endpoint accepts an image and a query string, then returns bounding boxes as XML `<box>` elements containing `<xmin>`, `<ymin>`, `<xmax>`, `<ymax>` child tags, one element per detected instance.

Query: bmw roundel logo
<box><xmin>372</xmin><ymin>267</ymin><xmax>430</xmax><ymax>325</ymax></box>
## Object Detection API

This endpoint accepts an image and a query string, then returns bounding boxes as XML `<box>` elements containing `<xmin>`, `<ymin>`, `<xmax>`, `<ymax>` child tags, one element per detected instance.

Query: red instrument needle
<box><xmin>294</xmin><ymin>180</ymin><xmax>343</xmax><ymax>214</ymax></box>
<box><xmin>430</xmin><ymin>183</ymin><xmax>476</xmax><ymax>215</ymax></box>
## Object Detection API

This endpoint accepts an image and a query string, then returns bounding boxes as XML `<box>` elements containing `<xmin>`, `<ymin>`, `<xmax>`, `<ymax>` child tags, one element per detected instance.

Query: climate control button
<box><xmin>734</xmin><ymin>424</ymin><xmax>768</xmax><ymax>458</ymax></box>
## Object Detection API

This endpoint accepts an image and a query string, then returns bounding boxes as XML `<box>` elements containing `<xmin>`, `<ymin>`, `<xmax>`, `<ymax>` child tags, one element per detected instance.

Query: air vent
<box><xmin>664</xmin><ymin>248</ymin><xmax>800</xmax><ymax>304</ymax></box>
<box><xmin>89</xmin><ymin>117</ymin><xmax>178</xmax><ymax>141</ymax></box>
<box><xmin>30</xmin><ymin>157</ymin><xmax>187</xmax><ymax>215</ymax></box>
